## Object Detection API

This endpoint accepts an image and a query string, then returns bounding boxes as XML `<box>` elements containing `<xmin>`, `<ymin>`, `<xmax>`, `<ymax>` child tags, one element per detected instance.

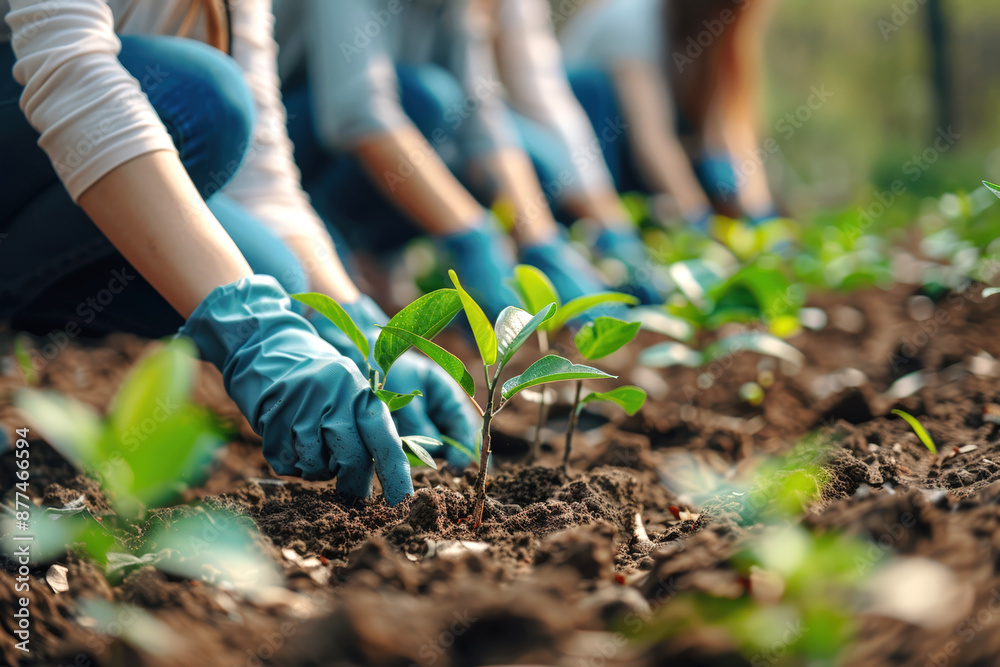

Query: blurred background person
<box><xmin>492</xmin><ymin>0</ymin><xmax>663</xmax><ymax>303</ymax></box>
<box><xmin>560</xmin><ymin>0</ymin><xmax>782</xmax><ymax>232</ymax></box>
<box><xmin>1</xmin><ymin>0</ymin><xmax>480</xmax><ymax>500</ymax></box>
<box><xmin>274</xmin><ymin>0</ymin><xmax>652</xmax><ymax>317</ymax></box>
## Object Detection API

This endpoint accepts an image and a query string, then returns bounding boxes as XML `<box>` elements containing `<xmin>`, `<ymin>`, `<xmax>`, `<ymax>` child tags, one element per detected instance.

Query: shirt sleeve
<box><xmin>496</xmin><ymin>0</ymin><xmax>616</xmax><ymax>192</ymax></box>
<box><xmin>441</xmin><ymin>0</ymin><xmax>519</xmax><ymax>159</ymax></box>
<box><xmin>303</xmin><ymin>0</ymin><xmax>410</xmax><ymax>151</ymax></box>
<box><xmin>221</xmin><ymin>0</ymin><xmax>329</xmax><ymax>242</ymax></box>
<box><xmin>5</xmin><ymin>0</ymin><xmax>178</xmax><ymax>200</ymax></box>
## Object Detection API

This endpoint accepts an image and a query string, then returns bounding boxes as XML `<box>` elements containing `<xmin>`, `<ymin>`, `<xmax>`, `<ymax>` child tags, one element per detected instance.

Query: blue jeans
<box><xmin>286</xmin><ymin>63</ymin><xmax>495</xmax><ymax>253</ymax></box>
<box><xmin>0</xmin><ymin>36</ymin><xmax>307</xmax><ymax>338</ymax></box>
<box><xmin>566</xmin><ymin>67</ymin><xmax>738</xmax><ymax>203</ymax></box>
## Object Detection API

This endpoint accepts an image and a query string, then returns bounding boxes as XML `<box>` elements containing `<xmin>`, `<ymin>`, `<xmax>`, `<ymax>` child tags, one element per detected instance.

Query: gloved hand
<box><xmin>437</xmin><ymin>214</ymin><xmax>520</xmax><ymax>320</ymax></box>
<box><xmin>594</xmin><ymin>226</ymin><xmax>664</xmax><ymax>305</ymax></box>
<box><xmin>694</xmin><ymin>154</ymin><xmax>738</xmax><ymax>204</ymax></box>
<box><xmin>178</xmin><ymin>276</ymin><xmax>412</xmax><ymax>504</ymax></box>
<box><xmin>310</xmin><ymin>295</ymin><xmax>479</xmax><ymax>468</ymax></box>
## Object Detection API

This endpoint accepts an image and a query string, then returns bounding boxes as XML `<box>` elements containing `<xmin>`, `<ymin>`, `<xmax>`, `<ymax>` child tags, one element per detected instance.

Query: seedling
<box><xmin>564</xmin><ymin>317</ymin><xmax>647</xmax><ymax>471</ymax></box>
<box><xmin>293</xmin><ymin>289</ymin><xmax>475</xmax><ymax>468</ymax></box>
<box><xmin>375</xmin><ymin>270</ymin><xmax>623</xmax><ymax>529</ymax></box>
<box><xmin>8</xmin><ymin>340</ymin><xmax>280</xmax><ymax>592</ymax></box>
<box><xmin>509</xmin><ymin>264</ymin><xmax>639</xmax><ymax>461</ymax></box>
<box><xmin>890</xmin><ymin>409</ymin><xmax>938</xmax><ymax>454</ymax></box>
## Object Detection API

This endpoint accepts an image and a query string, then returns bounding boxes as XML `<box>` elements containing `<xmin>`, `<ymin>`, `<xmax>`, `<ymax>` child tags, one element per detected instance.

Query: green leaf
<box><xmin>574</xmin><ymin>317</ymin><xmax>641</xmax><ymax>360</ymax></box>
<box><xmin>549</xmin><ymin>292</ymin><xmax>639</xmax><ymax>333</ymax></box>
<box><xmin>13</xmin><ymin>336</ymin><xmax>37</xmax><ymax>385</ymax></box>
<box><xmin>402</xmin><ymin>435</ymin><xmax>441</xmax><ymax>469</ymax></box>
<box><xmin>669</xmin><ymin>260</ymin><xmax>729</xmax><ymax>310</ymax></box>
<box><xmin>510</xmin><ymin>264</ymin><xmax>561</xmax><ymax>319</ymax></box>
<box><xmin>495</xmin><ymin>303</ymin><xmax>556</xmax><ymax>371</ymax></box>
<box><xmin>631</xmin><ymin>307</ymin><xmax>696</xmax><ymax>342</ymax></box>
<box><xmin>449</xmin><ymin>270</ymin><xmax>498</xmax><ymax>366</ymax></box>
<box><xmin>440</xmin><ymin>434</ymin><xmax>477</xmax><ymax>462</ymax></box>
<box><xmin>292</xmin><ymin>292</ymin><xmax>369</xmax><ymax>363</ymax></box>
<box><xmin>580</xmin><ymin>386</ymin><xmax>647</xmax><ymax>415</ymax></box>
<box><xmin>984</xmin><ymin>181</ymin><xmax>1000</xmax><ymax>200</ymax></box>
<box><xmin>983</xmin><ymin>287</ymin><xmax>1000</xmax><ymax>298</ymax></box>
<box><xmin>379</xmin><ymin>326</ymin><xmax>476</xmax><ymax>398</ymax></box>
<box><xmin>637</xmin><ymin>341</ymin><xmax>704</xmax><ymax>368</ymax></box>
<box><xmin>711</xmin><ymin>263</ymin><xmax>801</xmax><ymax>324</ymax></box>
<box><xmin>890</xmin><ymin>409</ymin><xmax>938</xmax><ymax>454</ymax></box>
<box><xmin>374</xmin><ymin>289</ymin><xmax>463</xmax><ymax>375</ymax></box>
<box><xmin>107</xmin><ymin>339</ymin><xmax>197</xmax><ymax>455</ymax></box>
<box><xmin>704</xmin><ymin>332</ymin><xmax>805</xmax><ymax>370</ymax></box>
<box><xmin>501</xmin><ymin>355</ymin><xmax>615</xmax><ymax>400</ymax></box>
<box><xmin>374</xmin><ymin>389</ymin><xmax>422</xmax><ymax>412</ymax></box>
<box><xmin>14</xmin><ymin>390</ymin><xmax>103</xmax><ymax>469</ymax></box>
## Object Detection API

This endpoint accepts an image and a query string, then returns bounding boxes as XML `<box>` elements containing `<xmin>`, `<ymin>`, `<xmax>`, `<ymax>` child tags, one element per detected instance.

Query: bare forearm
<box><xmin>354</xmin><ymin>128</ymin><xmax>483</xmax><ymax>235</ymax></box>
<box><xmin>614</xmin><ymin>64</ymin><xmax>710</xmax><ymax>216</ymax></box>
<box><xmin>76</xmin><ymin>150</ymin><xmax>252</xmax><ymax>318</ymax></box>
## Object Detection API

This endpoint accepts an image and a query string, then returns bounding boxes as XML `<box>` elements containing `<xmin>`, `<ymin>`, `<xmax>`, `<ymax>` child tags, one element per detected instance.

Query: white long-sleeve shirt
<box><xmin>2</xmin><ymin>0</ymin><xmax>327</xmax><ymax>243</ymax></box>
<box><xmin>271</xmin><ymin>0</ymin><xmax>518</xmax><ymax>159</ymax></box>
<box><xmin>494</xmin><ymin>0</ymin><xmax>616</xmax><ymax>193</ymax></box>
<box><xmin>560</xmin><ymin>0</ymin><xmax>663</xmax><ymax>69</ymax></box>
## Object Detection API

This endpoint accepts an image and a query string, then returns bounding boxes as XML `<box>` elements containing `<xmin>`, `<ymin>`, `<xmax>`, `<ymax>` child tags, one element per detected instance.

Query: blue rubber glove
<box><xmin>437</xmin><ymin>215</ymin><xmax>520</xmax><ymax>320</ymax></box>
<box><xmin>747</xmin><ymin>206</ymin><xmax>782</xmax><ymax>228</ymax></box>
<box><xmin>694</xmin><ymin>154</ymin><xmax>738</xmax><ymax>204</ymax></box>
<box><xmin>311</xmin><ymin>295</ymin><xmax>479</xmax><ymax>468</ymax></box>
<box><xmin>178</xmin><ymin>276</ymin><xmax>413</xmax><ymax>504</ymax></box>
<box><xmin>685</xmin><ymin>206</ymin><xmax>715</xmax><ymax>235</ymax></box>
<box><xmin>594</xmin><ymin>227</ymin><xmax>663</xmax><ymax>305</ymax></box>
<box><xmin>519</xmin><ymin>234</ymin><xmax>609</xmax><ymax>303</ymax></box>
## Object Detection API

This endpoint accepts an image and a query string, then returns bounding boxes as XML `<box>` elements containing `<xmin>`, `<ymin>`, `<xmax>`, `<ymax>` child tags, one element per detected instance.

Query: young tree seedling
<box><xmin>890</xmin><ymin>409</ymin><xmax>938</xmax><ymax>454</ymax></box>
<box><xmin>565</xmin><ymin>317</ymin><xmax>647</xmax><ymax>472</ymax></box>
<box><xmin>509</xmin><ymin>264</ymin><xmax>639</xmax><ymax>462</ymax></box>
<box><xmin>378</xmin><ymin>270</ymin><xmax>622</xmax><ymax>529</ymax></box>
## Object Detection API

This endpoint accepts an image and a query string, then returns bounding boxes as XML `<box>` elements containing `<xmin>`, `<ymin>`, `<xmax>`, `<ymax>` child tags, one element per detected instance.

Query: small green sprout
<box><xmin>564</xmin><ymin>317</ymin><xmax>646</xmax><ymax>471</ymax></box>
<box><xmin>984</xmin><ymin>180</ymin><xmax>1000</xmax><ymax>199</ymax></box>
<box><xmin>367</xmin><ymin>270</ymin><xmax>624</xmax><ymax>529</ymax></box>
<box><xmin>509</xmin><ymin>265</ymin><xmax>638</xmax><ymax>461</ymax></box>
<box><xmin>7</xmin><ymin>341</ymin><xmax>279</xmax><ymax>591</ymax></box>
<box><xmin>890</xmin><ymin>409</ymin><xmax>937</xmax><ymax>454</ymax></box>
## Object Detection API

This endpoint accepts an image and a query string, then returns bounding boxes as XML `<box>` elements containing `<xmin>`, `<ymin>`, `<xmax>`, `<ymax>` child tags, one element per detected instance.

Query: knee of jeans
<box><xmin>118</xmin><ymin>37</ymin><xmax>256</xmax><ymax>197</ymax></box>
<box><xmin>396</xmin><ymin>64</ymin><xmax>464</xmax><ymax>135</ymax></box>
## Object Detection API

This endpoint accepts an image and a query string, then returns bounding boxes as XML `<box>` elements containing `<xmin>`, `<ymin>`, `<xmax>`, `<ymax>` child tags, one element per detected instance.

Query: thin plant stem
<box><xmin>563</xmin><ymin>380</ymin><xmax>583</xmax><ymax>474</ymax></box>
<box><xmin>472</xmin><ymin>374</ymin><xmax>499</xmax><ymax>530</ymax></box>
<box><xmin>528</xmin><ymin>330</ymin><xmax>550</xmax><ymax>463</ymax></box>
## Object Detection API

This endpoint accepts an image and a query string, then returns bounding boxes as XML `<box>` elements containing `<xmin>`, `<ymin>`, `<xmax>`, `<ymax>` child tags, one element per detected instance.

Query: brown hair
<box><xmin>178</xmin><ymin>0</ymin><xmax>229</xmax><ymax>52</ymax></box>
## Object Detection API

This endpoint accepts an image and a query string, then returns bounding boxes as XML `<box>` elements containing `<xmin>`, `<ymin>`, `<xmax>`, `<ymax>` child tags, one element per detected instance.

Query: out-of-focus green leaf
<box><xmin>579</xmin><ymin>386</ymin><xmax>647</xmax><ymax>415</ymax></box>
<box><xmin>704</xmin><ymin>332</ymin><xmax>805</xmax><ymax>370</ymax></box>
<box><xmin>510</xmin><ymin>264</ymin><xmax>561</xmax><ymax>321</ymax></box>
<box><xmin>14</xmin><ymin>390</ymin><xmax>102</xmax><ymax>469</ymax></box>
<box><xmin>638</xmin><ymin>341</ymin><xmax>704</xmax><ymax>369</ymax></box>
<box><xmin>549</xmin><ymin>292</ymin><xmax>639</xmax><ymax>333</ymax></box>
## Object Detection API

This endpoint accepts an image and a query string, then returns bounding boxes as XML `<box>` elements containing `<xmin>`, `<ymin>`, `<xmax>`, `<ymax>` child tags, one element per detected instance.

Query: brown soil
<box><xmin>4</xmin><ymin>283</ymin><xmax>1000</xmax><ymax>666</ymax></box>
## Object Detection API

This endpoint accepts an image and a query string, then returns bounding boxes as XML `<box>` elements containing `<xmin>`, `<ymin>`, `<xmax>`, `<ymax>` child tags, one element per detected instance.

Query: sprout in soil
<box><xmin>890</xmin><ymin>409</ymin><xmax>938</xmax><ymax>454</ymax></box>
<box><xmin>508</xmin><ymin>264</ymin><xmax>638</xmax><ymax>462</ymax></box>
<box><xmin>565</xmin><ymin>316</ymin><xmax>647</xmax><ymax>472</ymax></box>
<box><xmin>377</xmin><ymin>270</ymin><xmax>623</xmax><ymax>529</ymax></box>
